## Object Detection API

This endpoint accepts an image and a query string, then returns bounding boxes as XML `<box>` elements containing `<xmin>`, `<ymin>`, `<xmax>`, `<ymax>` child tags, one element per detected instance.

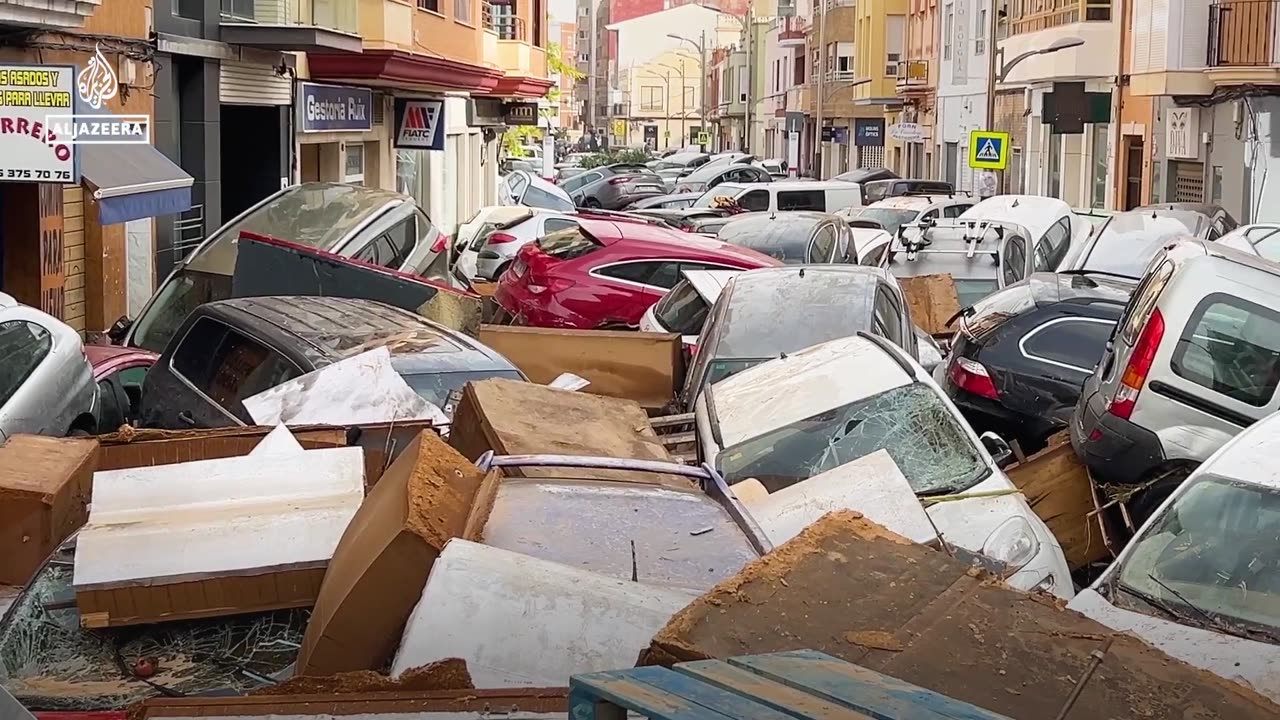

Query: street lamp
<box><xmin>983</xmin><ymin>23</ymin><xmax>1084</xmax><ymax>130</ymax></box>
<box><xmin>669</xmin><ymin>32</ymin><xmax>709</xmax><ymax>151</ymax></box>
<box><xmin>658</xmin><ymin>61</ymin><xmax>691</xmax><ymax>147</ymax></box>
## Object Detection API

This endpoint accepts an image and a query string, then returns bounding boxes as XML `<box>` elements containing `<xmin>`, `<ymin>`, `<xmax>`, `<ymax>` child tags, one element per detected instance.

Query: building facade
<box><xmin>811</xmin><ymin>0</ymin><xmax>896</xmax><ymax>176</ymax></box>
<box><xmin>889</xmin><ymin>0</ymin><xmax>938</xmax><ymax>177</ymax></box>
<box><xmin>619</xmin><ymin>50</ymin><xmax>703</xmax><ymax>150</ymax></box>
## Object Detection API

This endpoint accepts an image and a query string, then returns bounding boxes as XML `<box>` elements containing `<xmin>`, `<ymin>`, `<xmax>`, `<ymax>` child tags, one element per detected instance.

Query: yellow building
<box><xmin>620</xmin><ymin>51</ymin><xmax>703</xmax><ymax>150</ymax></box>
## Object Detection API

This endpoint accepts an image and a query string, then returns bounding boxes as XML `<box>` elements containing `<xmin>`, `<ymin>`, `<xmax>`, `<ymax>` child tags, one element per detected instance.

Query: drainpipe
<box><xmin>1110</xmin><ymin>0</ymin><xmax>1128</xmax><ymax>208</ymax></box>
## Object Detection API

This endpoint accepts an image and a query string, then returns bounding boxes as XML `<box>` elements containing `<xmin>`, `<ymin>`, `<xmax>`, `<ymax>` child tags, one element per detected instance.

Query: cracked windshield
<box><xmin>1114</xmin><ymin>477</ymin><xmax>1280</xmax><ymax>639</ymax></box>
<box><xmin>716</xmin><ymin>383</ymin><xmax>989</xmax><ymax>495</ymax></box>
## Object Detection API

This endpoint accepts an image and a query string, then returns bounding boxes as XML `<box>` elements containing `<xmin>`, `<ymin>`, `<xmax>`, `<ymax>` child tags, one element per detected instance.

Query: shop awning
<box><xmin>80</xmin><ymin>135</ymin><xmax>194</xmax><ymax>225</ymax></box>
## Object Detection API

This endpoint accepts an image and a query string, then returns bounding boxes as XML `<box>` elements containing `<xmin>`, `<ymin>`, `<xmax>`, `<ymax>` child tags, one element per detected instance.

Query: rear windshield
<box><xmin>537</xmin><ymin>226</ymin><xmax>602</xmax><ymax>260</ymax></box>
<box><xmin>962</xmin><ymin>282</ymin><xmax>1037</xmax><ymax>343</ymax></box>
<box><xmin>1080</xmin><ymin>215</ymin><xmax>1203</xmax><ymax>277</ymax></box>
<box><xmin>523</xmin><ymin>185</ymin><xmax>575</xmax><ymax>212</ymax></box>
<box><xmin>719</xmin><ymin>220</ymin><xmax>816</xmax><ymax>263</ymax></box>
<box><xmin>886</xmin><ymin>231</ymin><xmax>1005</xmax><ymax>307</ymax></box>
<box><xmin>654</xmin><ymin>281</ymin><xmax>710</xmax><ymax>335</ymax></box>
<box><xmin>852</xmin><ymin>207</ymin><xmax>918</xmax><ymax>235</ymax></box>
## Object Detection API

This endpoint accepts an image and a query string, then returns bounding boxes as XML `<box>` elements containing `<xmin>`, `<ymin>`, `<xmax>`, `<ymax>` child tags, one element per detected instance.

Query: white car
<box><xmin>498</xmin><ymin>170</ymin><xmax>574</xmax><ymax>213</ymax></box>
<box><xmin>638</xmin><ymin>269</ymin><xmax>741</xmax><ymax>348</ymax></box>
<box><xmin>1068</xmin><ymin>410</ymin><xmax>1280</xmax><ymax>702</ymax></box>
<box><xmin>1215</xmin><ymin>222</ymin><xmax>1280</xmax><ymax>263</ymax></box>
<box><xmin>961</xmin><ymin>194</ymin><xmax>1092</xmax><ymax>271</ymax></box>
<box><xmin>693</xmin><ymin>332</ymin><xmax>1074</xmax><ymax>599</ymax></box>
<box><xmin>452</xmin><ymin>206</ymin><xmax>581</xmax><ymax>283</ymax></box>
<box><xmin>839</xmin><ymin>194</ymin><xmax>977</xmax><ymax>236</ymax></box>
<box><xmin>0</xmin><ymin>292</ymin><xmax>97</xmax><ymax>440</ymax></box>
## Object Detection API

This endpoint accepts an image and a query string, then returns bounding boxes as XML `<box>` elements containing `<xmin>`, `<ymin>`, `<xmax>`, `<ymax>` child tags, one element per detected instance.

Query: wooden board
<box><xmin>1005</xmin><ymin>434</ymin><xmax>1112</xmax><ymax>571</ymax></box>
<box><xmin>899</xmin><ymin>274</ymin><xmax>961</xmax><ymax>336</ymax></box>
<box><xmin>478</xmin><ymin>325</ymin><xmax>685</xmax><ymax>410</ymax></box>
<box><xmin>570</xmin><ymin>650</ymin><xmax>1011</xmax><ymax>720</ymax></box>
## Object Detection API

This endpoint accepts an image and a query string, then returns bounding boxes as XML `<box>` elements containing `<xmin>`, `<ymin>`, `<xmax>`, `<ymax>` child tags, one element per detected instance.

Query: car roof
<box><xmin>576</xmin><ymin>217</ymin><xmax>781</xmax><ymax>263</ymax></box>
<box><xmin>1025</xmin><ymin>271</ymin><xmax>1136</xmax><ymax>308</ymax></box>
<box><xmin>207</xmin><ymin>296</ymin><xmax>514</xmax><ymax>372</ymax></box>
<box><xmin>700</xmin><ymin>265</ymin><xmax>891</xmax><ymax>360</ymax></box>
<box><xmin>708</xmin><ymin>334</ymin><xmax>916</xmax><ymax>449</ymax></box>
<box><xmin>960</xmin><ymin>194</ymin><xmax>1070</xmax><ymax>238</ymax></box>
<box><xmin>1199</xmin><ymin>409</ymin><xmax>1280</xmax><ymax>489</ymax></box>
<box><xmin>869</xmin><ymin>196</ymin><xmax>935</xmax><ymax>210</ymax></box>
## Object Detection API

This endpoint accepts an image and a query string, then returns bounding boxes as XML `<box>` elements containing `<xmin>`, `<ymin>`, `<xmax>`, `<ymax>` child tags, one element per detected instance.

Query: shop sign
<box><xmin>0</xmin><ymin>63</ymin><xmax>77</xmax><ymax>182</ymax></box>
<box><xmin>502</xmin><ymin>101</ymin><xmax>539</xmax><ymax>127</ymax></box>
<box><xmin>854</xmin><ymin>118</ymin><xmax>885</xmax><ymax>147</ymax></box>
<box><xmin>393</xmin><ymin>98</ymin><xmax>445</xmax><ymax>151</ymax></box>
<box><xmin>298</xmin><ymin>82</ymin><xmax>373</xmax><ymax>133</ymax></box>
<box><xmin>888</xmin><ymin>122</ymin><xmax>924</xmax><ymax>143</ymax></box>
<box><xmin>1165</xmin><ymin>107</ymin><xmax>1198</xmax><ymax>160</ymax></box>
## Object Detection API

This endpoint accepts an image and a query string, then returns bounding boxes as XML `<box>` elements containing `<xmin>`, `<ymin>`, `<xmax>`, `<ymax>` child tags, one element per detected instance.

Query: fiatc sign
<box><xmin>298</xmin><ymin>83</ymin><xmax>373</xmax><ymax>133</ymax></box>
<box><xmin>393</xmin><ymin>98</ymin><xmax>445</xmax><ymax>151</ymax></box>
<box><xmin>0</xmin><ymin>64</ymin><xmax>77</xmax><ymax>183</ymax></box>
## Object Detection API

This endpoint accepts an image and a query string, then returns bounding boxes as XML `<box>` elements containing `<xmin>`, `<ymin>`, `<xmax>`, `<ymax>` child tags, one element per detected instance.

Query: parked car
<box><xmin>556</xmin><ymin>163</ymin><xmax>652</xmax><ymax>196</ymax></box>
<box><xmin>624</xmin><ymin>192</ymin><xmax>704</xmax><ymax>210</ymax></box>
<box><xmin>840</xmin><ymin>194</ymin><xmax>977</xmax><ymax>235</ymax></box>
<box><xmin>451</xmin><ymin>206</ymin><xmax>537</xmax><ymax>283</ymax></box>
<box><xmin>499</xmin><ymin>170</ymin><xmax>575</xmax><ymax>212</ymax></box>
<box><xmin>500</xmin><ymin>158</ymin><xmax>538</xmax><ymax>175</ymax></box>
<box><xmin>716</xmin><ymin>212</ymin><xmax>856</xmax><ymax>265</ymax></box>
<box><xmin>673</xmin><ymin>163</ymin><xmax>772</xmax><ymax>195</ymax></box>
<box><xmin>1071</xmin><ymin>238</ymin><xmax>1280</xmax><ymax>520</ymax></box>
<box><xmin>570</xmin><ymin>169</ymin><xmax>668</xmax><ymax>210</ymax></box>
<box><xmin>638</xmin><ymin>269</ymin><xmax>742</xmax><ymax>349</ymax></box>
<box><xmin>678</xmin><ymin>265</ymin><xmax>925</xmax><ymax>409</ymax></box>
<box><xmin>860</xmin><ymin>179</ymin><xmax>957</xmax><ymax>204</ymax></box>
<box><xmin>960</xmin><ymin>194</ymin><xmax>1091</xmax><ymax>271</ymax></box>
<box><xmin>693</xmin><ymin>332</ymin><xmax>1074</xmax><ymax>598</ymax></box>
<box><xmin>86</xmin><ymin>344</ymin><xmax>158</xmax><ymax>433</ymax></box>
<box><xmin>1068</xmin><ymin>409</ymin><xmax>1280</xmax><ymax>703</ymax></box>
<box><xmin>139</xmin><ymin>296</ymin><xmax>526</xmax><ymax>429</ymax></box>
<box><xmin>878</xmin><ymin>218</ymin><xmax>1040</xmax><ymax>308</ymax></box>
<box><xmin>832</xmin><ymin>167</ymin><xmax>899</xmax><ymax>184</ymax></box>
<box><xmin>626</xmin><ymin>207</ymin><xmax>735</xmax><ymax>232</ymax></box>
<box><xmin>759</xmin><ymin>158</ymin><xmax>789</xmax><ymax>178</ymax></box>
<box><xmin>693</xmin><ymin>181</ymin><xmax>864</xmax><ymax>213</ymax></box>
<box><xmin>554</xmin><ymin>166</ymin><xmax>590</xmax><ymax>183</ymax></box>
<box><xmin>452</xmin><ymin>206</ymin><xmax>582</xmax><ymax>283</ymax></box>
<box><xmin>1216</xmin><ymin>222</ymin><xmax>1280</xmax><ymax>262</ymax></box>
<box><xmin>494</xmin><ymin>218</ymin><xmax>782</xmax><ymax>329</ymax></box>
<box><xmin>0</xmin><ymin>293</ymin><xmax>97</xmax><ymax>439</ymax></box>
<box><xmin>117</xmin><ymin>183</ymin><xmax>455</xmax><ymax>355</ymax></box>
<box><xmin>940</xmin><ymin>271</ymin><xmax>1135</xmax><ymax>451</ymax></box>
<box><xmin>1063</xmin><ymin>206</ymin><xmax>1238</xmax><ymax>277</ymax></box>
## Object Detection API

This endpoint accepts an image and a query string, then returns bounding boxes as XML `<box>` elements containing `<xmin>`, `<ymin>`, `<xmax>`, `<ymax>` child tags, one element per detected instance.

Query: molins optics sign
<box><xmin>393</xmin><ymin>98</ymin><xmax>445</xmax><ymax>151</ymax></box>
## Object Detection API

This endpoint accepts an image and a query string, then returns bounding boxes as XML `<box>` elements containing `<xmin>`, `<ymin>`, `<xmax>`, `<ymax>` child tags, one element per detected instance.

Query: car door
<box><xmin>1039</xmin><ymin>215</ymin><xmax>1073</xmax><ymax>270</ymax></box>
<box><xmin>1012</xmin><ymin>313</ymin><xmax>1120</xmax><ymax>424</ymax></box>
<box><xmin>95</xmin><ymin>362</ymin><xmax>151</xmax><ymax>431</ymax></box>
<box><xmin>0</xmin><ymin>319</ymin><xmax>56</xmax><ymax>436</ymax></box>
<box><xmin>144</xmin><ymin>316</ymin><xmax>305</xmax><ymax>429</ymax></box>
<box><xmin>561</xmin><ymin>170</ymin><xmax>604</xmax><ymax>196</ymax></box>
<box><xmin>807</xmin><ymin>224</ymin><xmax>839</xmax><ymax>263</ymax></box>
<box><xmin>589</xmin><ymin>260</ymin><xmax>674</xmax><ymax>326</ymax></box>
<box><xmin>736</xmin><ymin>188</ymin><xmax>771</xmax><ymax>212</ymax></box>
<box><xmin>871</xmin><ymin>286</ymin><xmax>906</xmax><ymax>349</ymax></box>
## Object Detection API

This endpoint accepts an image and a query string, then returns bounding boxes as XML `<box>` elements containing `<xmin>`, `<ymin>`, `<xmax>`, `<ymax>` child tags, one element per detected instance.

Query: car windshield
<box><xmin>852</xmin><ymin>207</ymin><xmax>918</xmax><ymax>234</ymax></box>
<box><xmin>654</xmin><ymin>281</ymin><xmax>710</xmax><ymax>335</ymax></box>
<box><xmin>1114</xmin><ymin>476</ymin><xmax>1280</xmax><ymax>639</ymax></box>
<box><xmin>130</xmin><ymin>269</ymin><xmax>234</xmax><ymax>353</ymax></box>
<box><xmin>401</xmin><ymin>369</ymin><xmax>524</xmax><ymax>412</ymax></box>
<box><xmin>1081</xmin><ymin>215</ymin><xmax>1203</xmax><ymax>277</ymax></box>
<box><xmin>522</xmin><ymin>185</ymin><xmax>575</xmax><ymax>212</ymax></box>
<box><xmin>715</xmin><ymin>382</ymin><xmax>989</xmax><ymax>494</ymax></box>
<box><xmin>0</xmin><ymin>542</ymin><xmax>306</xmax><ymax>711</ymax></box>
<box><xmin>706</xmin><ymin>358</ymin><xmax>767</xmax><ymax>388</ymax></box>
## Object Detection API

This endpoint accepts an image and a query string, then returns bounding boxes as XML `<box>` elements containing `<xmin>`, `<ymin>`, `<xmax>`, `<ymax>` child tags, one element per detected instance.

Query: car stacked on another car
<box><xmin>639</xmin><ymin>269</ymin><xmax>742</xmax><ymax>351</ymax></box>
<box><xmin>1064</xmin><ymin>205</ymin><xmax>1239</xmax><ymax>277</ymax></box>
<box><xmin>673</xmin><ymin>162</ymin><xmax>772</xmax><ymax>195</ymax></box>
<box><xmin>715</xmin><ymin>212</ymin><xmax>856</xmax><ymax>265</ymax></box>
<box><xmin>839</xmin><ymin>194</ymin><xmax>977</xmax><ymax>236</ymax></box>
<box><xmin>569</xmin><ymin>166</ymin><xmax>669</xmax><ymax>210</ymax></box>
<box><xmin>0</xmin><ymin>292</ymin><xmax>98</xmax><ymax>439</ymax></box>
<box><xmin>495</xmin><ymin>217</ymin><xmax>782</xmax><ymax>329</ymax></box>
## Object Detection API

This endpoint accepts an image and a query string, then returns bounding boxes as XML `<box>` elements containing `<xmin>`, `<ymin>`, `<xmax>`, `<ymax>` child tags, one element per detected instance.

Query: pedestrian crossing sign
<box><xmin>968</xmin><ymin>130</ymin><xmax>1010</xmax><ymax>170</ymax></box>
<box><xmin>697</xmin><ymin>131</ymin><xmax>711</xmax><ymax>145</ymax></box>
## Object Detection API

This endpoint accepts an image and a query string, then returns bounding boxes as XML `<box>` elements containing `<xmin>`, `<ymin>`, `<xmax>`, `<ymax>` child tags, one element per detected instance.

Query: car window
<box><xmin>353</xmin><ymin>235</ymin><xmax>400</xmax><ymax>268</ymax></box>
<box><xmin>1170</xmin><ymin>294</ymin><xmax>1280</xmax><ymax>407</ymax></box>
<box><xmin>654</xmin><ymin>281</ymin><xmax>710</xmax><ymax>335</ymax></box>
<box><xmin>383</xmin><ymin>215</ymin><xmax>417</xmax><ymax>266</ymax></box>
<box><xmin>1042</xmin><ymin>216</ymin><xmax>1072</xmax><ymax>268</ymax></box>
<box><xmin>561</xmin><ymin>171</ymin><xmax>602</xmax><ymax>193</ymax></box>
<box><xmin>808</xmin><ymin>225</ymin><xmax>837</xmax><ymax>263</ymax></box>
<box><xmin>0</xmin><ymin>320</ymin><xmax>53</xmax><ymax>408</ymax></box>
<box><xmin>738</xmin><ymin>189</ymin><xmax>770</xmax><ymax>212</ymax></box>
<box><xmin>506</xmin><ymin>172</ymin><xmax>529</xmax><ymax>197</ymax></box>
<box><xmin>1254</xmin><ymin>232</ymin><xmax>1280</xmax><ymax>262</ymax></box>
<box><xmin>1032</xmin><ymin>238</ymin><xmax>1054</xmax><ymax>273</ymax></box>
<box><xmin>943</xmin><ymin>204</ymin><xmax>969</xmax><ymax>218</ymax></box>
<box><xmin>920</xmin><ymin>209</ymin><xmax>939</xmax><ymax>223</ymax></box>
<box><xmin>543</xmin><ymin>217</ymin><xmax>578</xmax><ymax>234</ymax></box>
<box><xmin>172</xmin><ymin>318</ymin><xmax>302</xmax><ymax>421</ymax></box>
<box><xmin>96</xmin><ymin>377</ymin><xmax>125</xmax><ymax>432</ymax></box>
<box><xmin>523</xmin><ymin>185</ymin><xmax>575</xmax><ymax>212</ymax></box>
<box><xmin>1002</xmin><ymin>236</ymin><xmax>1028</xmax><ymax>285</ymax></box>
<box><xmin>777</xmin><ymin>189</ymin><xmax>826</xmax><ymax>211</ymax></box>
<box><xmin>873</xmin><ymin>288</ymin><xmax>904</xmax><ymax>344</ymax></box>
<box><xmin>1022</xmin><ymin>318</ymin><xmax>1117</xmax><ymax>373</ymax></box>
<box><xmin>596</xmin><ymin>261</ymin><xmax>663</xmax><ymax>287</ymax></box>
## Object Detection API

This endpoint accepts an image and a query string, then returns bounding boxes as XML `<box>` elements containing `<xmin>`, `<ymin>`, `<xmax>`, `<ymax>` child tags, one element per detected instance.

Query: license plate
<box><xmin>637</xmin><ymin>185</ymin><xmax>663</xmax><ymax>192</ymax></box>
<box><xmin>512</xmin><ymin>259</ymin><xmax>527</xmax><ymax>277</ymax></box>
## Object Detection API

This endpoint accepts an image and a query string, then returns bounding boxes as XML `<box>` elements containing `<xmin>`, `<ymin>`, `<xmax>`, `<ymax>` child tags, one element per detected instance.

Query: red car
<box><xmin>84</xmin><ymin>344</ymin><xmax>157</xmax><ymax>433</ymax></box>
<box><xmin>495</xmin><ymin>218</ymin><xmax>783</xmax><ymax>329</ymax></box>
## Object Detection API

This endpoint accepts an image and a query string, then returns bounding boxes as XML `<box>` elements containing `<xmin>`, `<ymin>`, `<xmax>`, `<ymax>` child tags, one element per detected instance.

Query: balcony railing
<box><xmin>220</xmin><ymin>0</ymin><xmax>357</xmax><ymax>34</ymax></box>
<box><xmin>1008</xmin><ymin>0</ymin><xmax>1109</xmax><ymax>35</ymax></box>
<box><xmin>483</xmin><ymin>2</ymin><xmax>526</xmax><ymax>40</ymax></box>
<box><xmin>1209</xmin><ymin>0</ymin><xmax>1280</xmax><ymax>66</ymax></box>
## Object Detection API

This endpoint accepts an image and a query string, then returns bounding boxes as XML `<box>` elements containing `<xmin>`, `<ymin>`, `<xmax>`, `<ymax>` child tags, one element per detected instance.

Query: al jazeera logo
<box><xmin>47</xmin><ymin>44</ymin><xmax>151</xmax><ymax>145</ymax></box>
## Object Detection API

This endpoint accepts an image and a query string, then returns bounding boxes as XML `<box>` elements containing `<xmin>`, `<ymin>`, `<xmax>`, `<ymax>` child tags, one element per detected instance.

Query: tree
<box><xmin>547</xmin><ymin>41</ymin><xmax>584</xmax><ymax>81</ymax></box>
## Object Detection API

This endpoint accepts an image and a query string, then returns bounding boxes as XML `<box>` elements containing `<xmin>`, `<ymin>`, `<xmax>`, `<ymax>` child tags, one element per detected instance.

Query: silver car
<box><xmin>0</xmin><ymin>293</ymin><xmax>96</xmax><ymax>440</ymax></box>
<box><xmin>453</xmin><ymin>206</ymin><xmax>582</xmax><ymax>282</ymax></box>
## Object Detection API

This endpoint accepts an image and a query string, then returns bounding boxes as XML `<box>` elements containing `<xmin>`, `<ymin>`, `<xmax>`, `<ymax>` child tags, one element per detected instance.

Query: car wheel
<box><xmin>1126</xmin><ymin>464</ymin><xmax>1195</xmax><ymax>526</ymax></box>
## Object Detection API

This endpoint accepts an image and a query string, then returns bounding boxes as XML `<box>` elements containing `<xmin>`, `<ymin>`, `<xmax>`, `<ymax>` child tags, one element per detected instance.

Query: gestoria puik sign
<box><xmin>0</xmin><ymin>65</ymin><xmax>77</xmax><ymax>183</ymax></box>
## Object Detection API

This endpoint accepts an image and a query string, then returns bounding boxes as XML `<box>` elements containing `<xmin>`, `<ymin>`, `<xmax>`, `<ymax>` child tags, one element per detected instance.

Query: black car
<box><xmin>1065</xmin><ymin>205</ymin><xmax>1239</xmax><ymax>277</ymax></box>
<box><xmin>140</xmin><ymin>295</ymin><xmax>525</xmax><ymax>429</ymax></box>
<box><xmin>832</xmin><ymin>167</ymin><xmax>899</xmax><ymax>184</ymax></box>
<box><xmin>716</xmin><ymin>212</ymin><xmax>855</xmax><ymax>264</ymax></box>
<box><xmin>940</xmin><ymin>271</ymin><xmax>1135</xmax><ymax>450</ymax></box>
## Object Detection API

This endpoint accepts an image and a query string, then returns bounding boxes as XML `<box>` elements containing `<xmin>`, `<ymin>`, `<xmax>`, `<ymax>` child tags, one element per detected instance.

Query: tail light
<box><xmin>488</xmin><ymin>232</ymin><xmax>519</xmax><ymax>245</ymax></box>
<box><xmin>607</xmin><ymin>176</ymin><xmax>630</xmax><ymax>186</ymax></box>
<box><xmin>949</xmin><ymin>356</ymin><xmax>999</xmax><ymax>400</ymax></box>
<box><xmin>1108</xmin><ymin>308</ymin><xmax>1165</xmax><ymax>420</ymax></box>
<box><xmin>431</xmin><ymin>234</ymin><xmax>449</xmax><ymax>254</ymax></box>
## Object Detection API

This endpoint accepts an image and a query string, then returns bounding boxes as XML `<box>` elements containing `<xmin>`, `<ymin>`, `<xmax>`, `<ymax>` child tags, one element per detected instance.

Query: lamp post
<box><xmin>658</xmin><ymin>61</ymin><xmax>690</xmax><ymax>147</ymax></box>
<box><xmin>645</xmin><ymin>70</ymin><xmax>673</xmax><ymax>150</ymax></box>
<box><xmin>669</xmin><ymin>31</ymin><xmax>710</xmax><ymax>151</ymax></box>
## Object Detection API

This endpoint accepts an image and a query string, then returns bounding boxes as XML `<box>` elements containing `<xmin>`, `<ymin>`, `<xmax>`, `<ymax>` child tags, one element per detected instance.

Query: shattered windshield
<box><xmin>715</xmin><ymin>382</ymin><xmax>989</xmax><ymax>494</ymax></box>
<box><xmin>0</xmin><ymin>544</ymin><xmax>306</xmax><ymax>711</ymax></box>
<box><xmin>1115</xmin><ymin>476</ymin><xmax>1280</xmax><ymax>640</ymax></box>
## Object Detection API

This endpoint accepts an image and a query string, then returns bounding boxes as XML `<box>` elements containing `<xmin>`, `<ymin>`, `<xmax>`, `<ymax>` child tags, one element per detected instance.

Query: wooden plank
<box><xmin>651</xmin><ymin>413</ymin><xmax>696</xmax><ymax>428</ymax></box>
<box><xmin>584</xmin><ymin>666</ymin><xmax>802</xmax><ymax>720</ymax></box>
<box><xmin>1005</xmin><ymin>436</ymin><xmax>1112</xmax><ymax>571</ymax></box>
<box><xmin>899</xmin><ymin>274</ymin><xmax>961</xmax><ymax>335</ymax></box>
<box><xmin>729</xmin><ymin>650</ymin><xmax>1012</xmax><ymax>720</ymax></box>
<box><xmin>569</xmin><ymin>672</ymin><xmax>737</xmax><ymax>720</ymax></box>
<box><xmin>675</xmin><ymin>660</ymin><xmax>873</xmax><ymax>720</ymax></box>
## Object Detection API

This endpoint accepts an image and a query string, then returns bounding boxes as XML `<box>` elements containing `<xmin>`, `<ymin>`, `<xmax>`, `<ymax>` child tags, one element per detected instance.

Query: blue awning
<box><xmin>79</xmin><ymin>116</ymin><xmax>193</xmax><ymax>225</ymax></box>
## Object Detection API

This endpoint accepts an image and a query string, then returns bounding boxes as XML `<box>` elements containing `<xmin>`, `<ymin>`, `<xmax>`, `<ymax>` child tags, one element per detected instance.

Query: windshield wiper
<box><xmin>1059</xmin><ymin>268</ymin><xmax>1142</xmax><ymax>282</ymax></box>
<box><xmin>1142</xmin><ymin>573</ymin><xmax>1253</xmax><ymax>639</ymax></box>
<box><xmin>1114</xmin><ymin>580</ymin><xmax>1200</xmax><ymax>625</ymax></box>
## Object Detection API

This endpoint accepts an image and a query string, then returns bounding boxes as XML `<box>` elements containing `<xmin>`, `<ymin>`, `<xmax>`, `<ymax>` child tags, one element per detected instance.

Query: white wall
<box><xmin>609</xmin><ymin>5</ymin><xmax>739</xmax><ymax>67</ymax></box>
<box><xmin>1246</xmin><ymin>97</ymin><xmax>1280</xmax><ymax>223</ymax></box>
<box><xmin>998</xmin><ymin>21</ymin><xmax>1119</xmax><ymax>84</ymax></box>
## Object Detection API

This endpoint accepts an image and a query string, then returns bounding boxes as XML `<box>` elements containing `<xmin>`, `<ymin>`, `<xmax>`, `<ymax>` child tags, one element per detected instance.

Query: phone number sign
<box><xmin>0</xmin><ymin>65</ymin><xmax>77</xmax><ymax>184</ymax></box>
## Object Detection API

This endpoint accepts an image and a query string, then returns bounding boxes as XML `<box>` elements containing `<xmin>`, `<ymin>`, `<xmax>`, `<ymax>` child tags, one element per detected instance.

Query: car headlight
<box><xmin>982</xmin><ymin>516</ymin><xmax>1041</xmax><ymax>572</ymax></box>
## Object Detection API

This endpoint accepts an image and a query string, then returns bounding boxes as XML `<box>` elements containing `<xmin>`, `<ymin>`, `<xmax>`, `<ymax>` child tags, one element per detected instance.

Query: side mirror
<box><xmin>980</xmin><ymin>431</ymin><xmax>1014</xmax><ymax>469</ymax></box>
<box><xmin>107</xmin><ymin>315</ymin><xmax>132</xmax><ymax>344</ymax></box>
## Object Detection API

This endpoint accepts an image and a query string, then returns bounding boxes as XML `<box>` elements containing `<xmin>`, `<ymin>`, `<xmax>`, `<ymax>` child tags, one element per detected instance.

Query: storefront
<box><xmin>393</xmin><ymin>94</ymin><xmax>498</xmax><ymax>235</ymax></box>
<box><xmin>296</xmin><ymin>82</ymin><xmax>388</xmax><ymax>188</ymax></box>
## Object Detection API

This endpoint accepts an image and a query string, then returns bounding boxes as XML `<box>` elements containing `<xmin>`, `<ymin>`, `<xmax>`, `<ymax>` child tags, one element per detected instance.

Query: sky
<box><xmin>550</xmin><ymin>0</ymin><xmax>574</xmax><ymax>23</ymax></box>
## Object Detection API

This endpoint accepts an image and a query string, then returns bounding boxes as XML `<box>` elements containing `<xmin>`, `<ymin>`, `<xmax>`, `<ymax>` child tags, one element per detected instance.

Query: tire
<box><xmin>1127</xmin><ymin>464</ymin><xmax>1194</xmax><ymax>526</ymax></box>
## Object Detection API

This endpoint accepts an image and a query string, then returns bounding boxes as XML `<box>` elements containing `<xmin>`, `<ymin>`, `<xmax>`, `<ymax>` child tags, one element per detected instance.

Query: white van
<box><xmin>693</xmin><ymin>181</ymin><xmax>863</xmax><ymax>214</ymax></box>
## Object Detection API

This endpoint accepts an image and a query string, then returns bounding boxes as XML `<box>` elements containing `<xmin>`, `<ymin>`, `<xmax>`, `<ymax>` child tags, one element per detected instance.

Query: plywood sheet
<box><xmin>478</xmin><ymin>325</ymin><xmax>684</xmax><ymax>410</ymax></box>
<box><xmin>899</xmin><ymin>274</ymin><xmax>961</xmax><ymax>336</ymax></box>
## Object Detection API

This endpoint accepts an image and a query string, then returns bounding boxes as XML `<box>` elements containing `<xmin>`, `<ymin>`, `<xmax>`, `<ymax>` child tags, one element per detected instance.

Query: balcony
<box><xmin>0</xmin><ymin>0</ymin><xmax>101</xmax><ymax>29</ymax></box>
<box><xmin>220</xmin><ymin>0</ymin><xmax>362</xmax><ymax>53</ymax></box>
<box><xmin>1205</xmin><ymin>0</ymin><xmax>1280</xmax><ymax>85</ymax></box>
<box><xmin>895</xmin><ymin>59</ymin><xmax>930</xmax><ymax>92</ymax></box>
<box><xmin>1009</xmin><ymin>0</ymin><xmax>1110</xmax><ymax>35</ymax></box>
<box><xmin>778</xmin><ymin>16</ymin><xmax>807</xmax><ymax>46</ymax></box>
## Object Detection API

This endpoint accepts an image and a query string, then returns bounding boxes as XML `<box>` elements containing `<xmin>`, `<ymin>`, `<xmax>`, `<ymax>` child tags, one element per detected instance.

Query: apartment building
<box><xmin>936</xmin><ymin>0</ymin><xmax>989</xmax><ymax>191</ymax></box>
<box><xmin>889</xmin><ymin>0</ymin><xmax>939</xmax><ymax>177</ymax></box>
<box><xmin>763</xmin><ymin>10</ymin><xmax>811</xmax><ymax>169</ymax></box>
<box><xmin>556</xmin><ymin>21</ymin><xmax>581</xmax><ymax>132</ymax></box>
